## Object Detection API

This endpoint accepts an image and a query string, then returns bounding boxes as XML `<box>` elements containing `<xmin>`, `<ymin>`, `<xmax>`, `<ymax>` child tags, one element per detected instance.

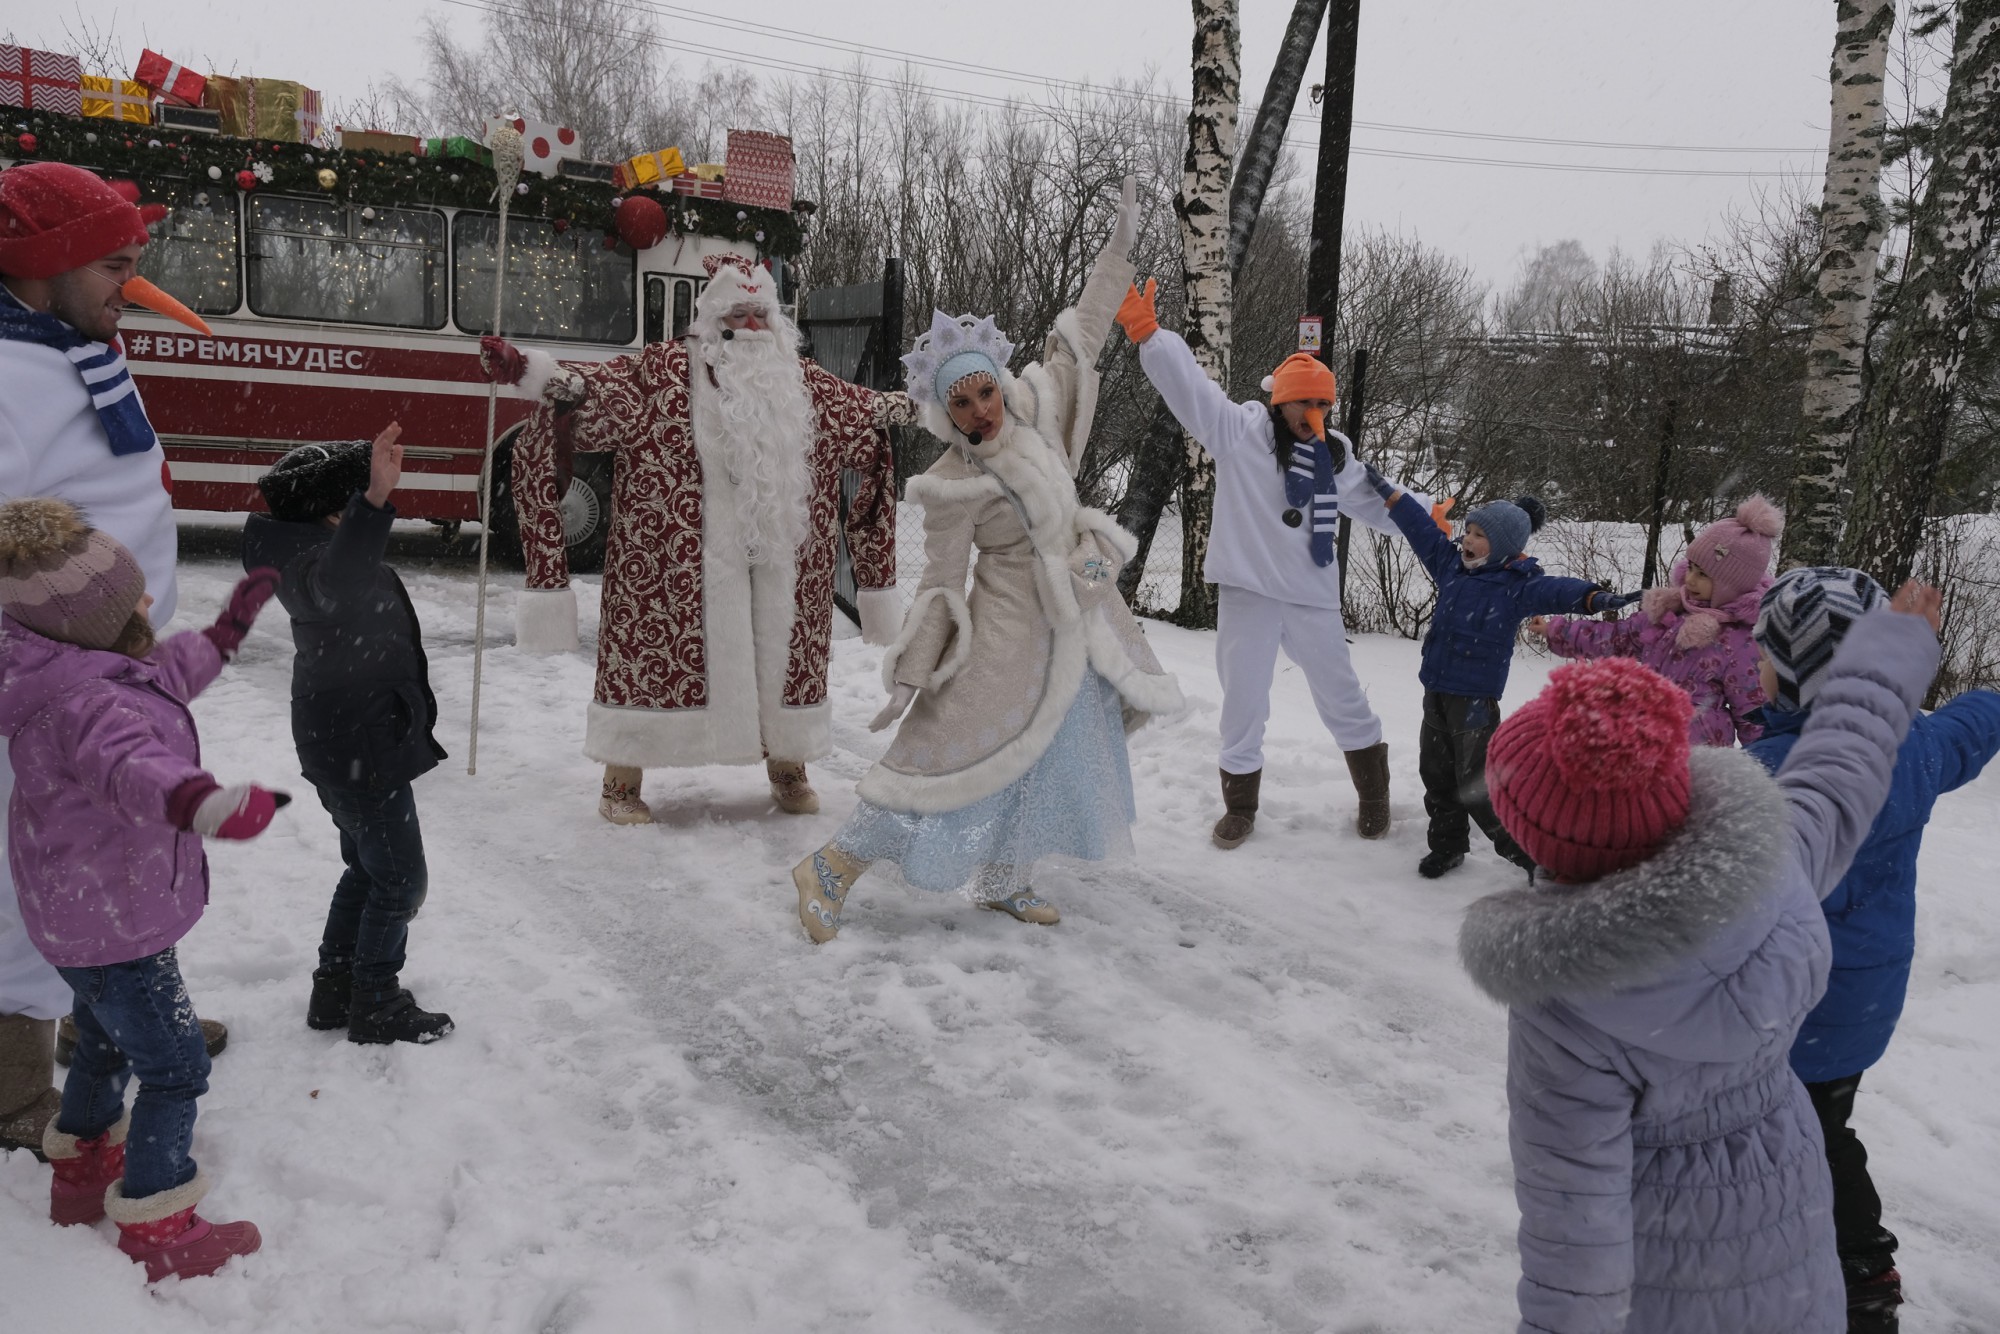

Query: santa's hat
<box><xmin>0</xmin><ymin>163</ymin><xmax>155</xmax><ymax>280</ymax></box>
<box><xmin>691</xmin><ymin>255</ymin><xmax>787</xmax><ymax>340</ymax></box>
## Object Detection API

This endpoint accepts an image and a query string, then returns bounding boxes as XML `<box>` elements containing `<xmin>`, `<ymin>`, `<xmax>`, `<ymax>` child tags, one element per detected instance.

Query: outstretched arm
<box><xmin>1135</xmin><ymin>327</ymin><xmax>1271</xmax><ymax>462</ymax></box>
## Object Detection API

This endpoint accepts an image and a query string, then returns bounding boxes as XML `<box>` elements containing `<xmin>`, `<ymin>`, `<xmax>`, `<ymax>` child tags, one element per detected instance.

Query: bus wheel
<box><xmin>488</xmin><ymin>432</ymin><xmax>613</xmax><ymax>575</ymax></box>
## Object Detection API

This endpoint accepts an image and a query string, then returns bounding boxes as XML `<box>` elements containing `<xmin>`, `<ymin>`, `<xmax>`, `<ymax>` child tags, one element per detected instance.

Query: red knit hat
<box><xmin>1488</xmin><ymin>658</ymin><xmax>1694</xmax><ymax>881</ymax></box>
<box><xmin>0</xmin><ymin>163</ymin><xmax>151</xmax><ymax>280</ymax></box>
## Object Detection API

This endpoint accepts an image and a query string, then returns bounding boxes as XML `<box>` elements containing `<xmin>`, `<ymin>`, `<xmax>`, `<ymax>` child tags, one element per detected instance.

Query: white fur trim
<box><xmin>517</xmin><ymin>348</ymin><xmax>584</xmax><ymax>406</ymax></box>
<box><xmin>758</xmin><ymin>700</ymin><xmax>832</xmax><ymax>765</ymax></box>
<box><xmin>880</xmin><ymin>586</ymin><xmax>973</xmax><ymax>690</ymax></box>
<box><xmin>1260</xmin><ymin>374</ymin><xmax>1276</xmax><ymax>393</ymax></box>
<box><xmin>104</xmin><ymin>1169</ymin><xmax>209</xmax><ymax>1225</ymax></box>
<box><xmin>1073</xmin><ymin>505</ymin><xmax>1139</xmax><ymax>564</ymax></box>
<box><xmin>584</xmin><ymin>699</ymin><xmax>831</xmax><ymax>768</ymax></box>
<box><xmin>856</xmin><ymin>587</ymin><xmax>903</xmax><ymax>647</ymax></box>
<box><xmin>43</xmin><ymin>1108</ymin><xmax>130</xmax><ymax>1161</ymax></box>
<box><xmin>1083</xmin><ymin>610</ymin><xmax>1186</xmax><ymax>721</ymax></box>
<box><xmin>515</xmin><ymin>586</ymin><xmax>579</xmax><ymax>654</ymax></box>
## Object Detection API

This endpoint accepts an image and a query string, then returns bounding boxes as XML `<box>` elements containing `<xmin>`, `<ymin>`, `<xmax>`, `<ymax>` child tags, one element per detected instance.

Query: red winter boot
<box><xmin>43</xmin><ymin>1112</ymin><xmax>128</xmax><ymax>1225</ymax></box>
<box><xmin>105</xmin><ymin>1173</ymin><xmax>261</xmax><ymax>1282</ymax></box>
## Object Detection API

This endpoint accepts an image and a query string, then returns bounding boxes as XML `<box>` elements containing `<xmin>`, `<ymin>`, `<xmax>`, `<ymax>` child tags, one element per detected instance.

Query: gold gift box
<box><xmin>203</xmin><ymin>75</ymin><xmax>323</xmax><ymax>143</ymax></box>
<box><xmin>81</xmin><ymin>75</ymin><xmax>153</xmax><ymax>124</ymax></box>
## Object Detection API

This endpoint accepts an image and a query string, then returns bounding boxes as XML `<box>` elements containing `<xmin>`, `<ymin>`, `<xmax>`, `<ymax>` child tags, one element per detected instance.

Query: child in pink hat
<box><xmin>1533</xmin><ymin>495</ymin><xmax>1782</xmax><ymax>747</ymax></box>
<box><xmin>1459</xmin><ymin>581</ymin><xmax>1944</xmax><ymax>1334</ymax></box>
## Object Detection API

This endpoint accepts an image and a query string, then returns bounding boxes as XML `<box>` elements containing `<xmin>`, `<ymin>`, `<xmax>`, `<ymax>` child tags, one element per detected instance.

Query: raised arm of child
<box><xmin>308</xmin><ymin>423</ymin><xmax>402</xmax><ymax>610</ymax></box>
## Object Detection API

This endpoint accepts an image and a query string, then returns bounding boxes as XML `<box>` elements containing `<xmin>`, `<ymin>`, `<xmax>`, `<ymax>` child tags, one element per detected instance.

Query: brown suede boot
<box><xmin>56</xmin><ymin>1014</ymin><xmax>228</xmax><ymax>1066</ymax></box>
<box><xmin>767</xmin><ymin>760</ymin><xmax>820</xmax><ymax>815</ymax></box>
<box><xmin>1343</xmin><ymin>742</ymin><xmax>1392</xmax><ymax>840</ymax></box>
<box><xmin>1212</xmin><ymin>768</ymin><xmax>1262</xmax><ymax>849</ymax></box>
<box><xmin>0</xmin><ymin>1015</ymin><xmax>58</xmax><ymax>1161</ymax></box>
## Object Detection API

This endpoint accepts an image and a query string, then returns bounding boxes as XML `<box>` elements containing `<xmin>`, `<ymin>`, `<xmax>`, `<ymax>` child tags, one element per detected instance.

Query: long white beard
<box><xmin>692</xmin><ymin>330</ymin><xmax>815</xmax><ymax>566</ymax></box>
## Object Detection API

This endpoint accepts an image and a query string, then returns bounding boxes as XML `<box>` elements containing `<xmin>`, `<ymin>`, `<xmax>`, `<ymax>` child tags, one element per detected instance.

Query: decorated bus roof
<box><xmin>0</xmin><ymin>105</ymin><xmax>807</xmax><ymax>258</ymax></box>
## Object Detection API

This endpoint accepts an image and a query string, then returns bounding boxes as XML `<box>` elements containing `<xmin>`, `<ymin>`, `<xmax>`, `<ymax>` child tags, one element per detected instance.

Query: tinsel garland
<box><xmin>0</xmin><ymin>105</ymin><xmax>807</xmax><ymax>257</ymax></box>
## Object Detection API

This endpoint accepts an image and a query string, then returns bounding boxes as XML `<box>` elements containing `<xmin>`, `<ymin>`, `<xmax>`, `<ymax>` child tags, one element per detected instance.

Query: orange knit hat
<box><xmin>1261</xmin><ymin>353</ymin><xmax>1337</xmax><ymax>406</ymax></box>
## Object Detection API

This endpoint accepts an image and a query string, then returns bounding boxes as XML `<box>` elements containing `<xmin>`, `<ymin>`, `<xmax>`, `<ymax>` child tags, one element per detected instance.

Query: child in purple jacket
<box><xmin>1532</xmin><ymin>495</ymin><xmax>1781</xmax><ymax>748</ymax></box>
<box><xmin>0</xmin><ymin>498</ymin><xmax>282</xmax><ymax>1282</ymax></box>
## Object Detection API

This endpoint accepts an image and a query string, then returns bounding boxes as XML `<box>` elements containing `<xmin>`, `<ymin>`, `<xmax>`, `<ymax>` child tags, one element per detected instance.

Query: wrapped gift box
<box><xmin>0</xmin><ymin>46</ymin><xmax>82</xmax><ymax>116</ymax></box>
<box><xmin>205</xmin><ymin>76</ymin><xmax>323</xmax><ymax>144</ymax></box>
<box><xmin>723</xmin><ymin>130</ymin><xmax>793</xmax><ymax>210</ymax></box>
<box><xmin>483</xmin><ymin>114</ymin><xmax>580</xmax><ymax>178</ymax></box>
<box><xmin>616</xmin><ymin>146</ymin><xmax>686</xmax><ymax>190</ymax></box>
<box><xmin>339</xmin><ymin>128</ymin><xmax>422</xmax><ymax>156</ymax></box>
<box><xmin>132</xmin><ymin>49</ymin><xmax>206</xmax><ymax>107</ymax></box>
<box><xmin>420</xmin><ymin>135</ymin><xmax>494</xmax><ymax>168</ymax></box>
<box><xmin>670</xmin><ymin>173</ymin><xmax>724</xmax><ymax>200</ymax></box>
<box><xmin>157</xmin><ymin>104</ymin><xmax>222</xmax><ymax>135</ymax></box>
<box><xmin>558</xmin><ymin>157</ymin><xmax>617</xmax><ymax>184</ymax></box>
<box><xmin>81</xmin><ymin>75</ymin><xmax>153</xmax><ymax>124</ymax></box>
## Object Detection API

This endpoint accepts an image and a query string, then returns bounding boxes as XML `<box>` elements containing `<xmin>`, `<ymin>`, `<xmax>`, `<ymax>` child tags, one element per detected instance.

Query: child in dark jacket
<box><xmin>1745</xmin><ymin>566</ymin><xmax>2000</xmax><ymax>1330</ymax></box>
<box><xmin>0</xmin><ymin>498</ymin><xmax>280</xmax><ymax>1281</ymax></box>
<box><xmin>242</xmin><ymin>423</ymin><xmax>453</xmax><ymax>1046</ymax></box>
<box><xmin>1362</xmin><ymin>466</ymin><xmax>1635</xmax><ymax>878</ymax></box>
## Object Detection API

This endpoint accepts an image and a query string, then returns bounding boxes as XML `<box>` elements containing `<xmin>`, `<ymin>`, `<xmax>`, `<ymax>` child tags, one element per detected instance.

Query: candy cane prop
<box><xmin>468</xmin><ymin>121</ymin><xmax>525</xmax><ymax>776</ymax></box>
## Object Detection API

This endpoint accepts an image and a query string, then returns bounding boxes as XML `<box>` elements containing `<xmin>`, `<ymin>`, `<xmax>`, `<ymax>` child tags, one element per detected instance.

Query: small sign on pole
<box><xmin>1298</xmin><ymin>315</ymin><xmax>1323</xmax><ymax>353</ymax></box>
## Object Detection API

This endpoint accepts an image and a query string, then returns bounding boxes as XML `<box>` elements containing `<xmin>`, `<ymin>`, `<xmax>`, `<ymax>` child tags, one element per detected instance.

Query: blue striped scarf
<box><xmin>1282</xmin><ymin>434</ymin><xmax>1339</xmax><ymax>567</ymax></box>
<box><xmin>0</xmin><ymin>284</ymin><xmax>159</xmax><ymax>457</ymax></box>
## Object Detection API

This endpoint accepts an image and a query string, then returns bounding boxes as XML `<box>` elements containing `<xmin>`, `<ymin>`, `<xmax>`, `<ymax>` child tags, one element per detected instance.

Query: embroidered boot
<box><xmin>1212</xmin><ymin>768</ymin><xmax>1262</xmax><ymax>849</ymax></box>
<box><xmin>107</xmin><ymin>1173</ymin><xmax>261</xmax><ymax>1282</ymax></box>
<box><xmin>306</xmin><ymin>962</ymin><xmax>354</xmax><ymax>1031</ymax></box>
<box><xmin>44</xmin><ymin>1112</ymin><xmax>128</xmax><ymax>1225</ymax></box>
<box><xmin>792</xmin><ymin>845</ymin><xmax>868</xmax><ymax>943</ymax></box>
<box><xmin>599</xmin><ymin>765</ymin><xmax>653</xmax><ymax>825</ymax></box>
<box><xmin>767</xmin><ymin>760</ymin><xmax>821</xmax><ymax>815</ymax></box>
<box><xmin>980</xmin><ymin>894</ymin><xmax>1062</xmax><ymax>925</ymax></box>
<box><xmin>1343</xmin><ymin>742</ymin><xmax>1392</xmax><ymax>840</ymax></box>
<box><xmin>0</xmin><ymin>1014</ymin><xmax>58</xmax><ymax>1159</ymax></box>
<box><xmin>55</xmin><ymin>1014</ymin><xmax>228</xmax><ymax>1066</ymax></box>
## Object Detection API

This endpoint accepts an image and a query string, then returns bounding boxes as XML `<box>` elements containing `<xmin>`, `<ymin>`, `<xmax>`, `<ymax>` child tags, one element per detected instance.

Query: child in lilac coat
<box><xmin>0</xmin><ymin>498</ymin><xmax>281</xmax><ymax>1282</ymax></box>
<box><xmin>1534</xmin><ymin>495</ymin><xmax>1781</xmax><ymax>747</ymax></box>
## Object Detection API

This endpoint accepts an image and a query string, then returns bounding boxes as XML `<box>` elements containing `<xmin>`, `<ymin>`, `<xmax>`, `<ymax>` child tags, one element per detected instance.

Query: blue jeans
<box><xmin>316</xmin><ymin>783</ymin><xmax>429</xmax><ymax>991</ymax></box>
<box><xmin>56</xmin><ymin>947</ymin><xmax>209</xmax><ymax>1201</ymax></box>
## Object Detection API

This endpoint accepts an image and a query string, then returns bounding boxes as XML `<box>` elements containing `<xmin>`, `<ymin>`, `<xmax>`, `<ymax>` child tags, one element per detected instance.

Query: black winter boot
<box><xmin>1847</xmin><ymin>1268</ymin><xmax>1902</xmax><ymax>1332</ymax></box>
<box><xmin>347</xmin><ymin>983</ymin><xmax>453</xmax><ymax>1046</ymax></box>
<box><xmin>307</xmin><ymin>964</ymin><xmax>354</xmax><ymax>1031</ymax></box>
<box><xmin>1417</xmin><ymin>850</ymin><xmax>1465</xmax><ymax>879</ymax></box>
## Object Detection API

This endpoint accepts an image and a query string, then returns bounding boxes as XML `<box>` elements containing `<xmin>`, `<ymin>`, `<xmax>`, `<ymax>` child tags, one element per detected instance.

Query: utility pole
<box><xmin>1305</xmin><ymin>0</ymin><xmax>1361</xmax><ymax>357</ymax></box>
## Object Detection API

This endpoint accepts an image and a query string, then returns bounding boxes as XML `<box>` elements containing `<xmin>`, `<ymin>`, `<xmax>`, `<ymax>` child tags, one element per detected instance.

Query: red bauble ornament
<box><xmin>236</xmin><ymin>170</ymin><xmax>258</xmax><ymax>191</ymax></box>
<box><xmin>602</xmin><ymin>234</ymin><xmax>619</xmax><ymax>250</ymax></box>
<box><xmin>553</xmin><ymin>218</ymin><xmax>570</xmax><ymax>233</ymax></box>
<box><xmin>16</xmin><ymin>133</ymin><xmax>37</xmax><ymax>154</ymax></box>
<box><xmin>614</xmin><ymin>194</ymin><xmax>667</xmax><ymax>250</ymax></box>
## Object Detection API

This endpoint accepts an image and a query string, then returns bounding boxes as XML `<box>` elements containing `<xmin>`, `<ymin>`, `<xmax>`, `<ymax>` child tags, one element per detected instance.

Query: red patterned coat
<box><xmin>510</xmin><ymin>338</ymin><xmax>914</xmax><ymax>767</ymax></box>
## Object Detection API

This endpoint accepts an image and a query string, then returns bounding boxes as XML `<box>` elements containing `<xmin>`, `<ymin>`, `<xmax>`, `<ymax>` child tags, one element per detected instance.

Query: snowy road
<box><xmin>4</xmin><ymin>527</ymin><xmax>1997</xmax><ymax>1332</ymax></box>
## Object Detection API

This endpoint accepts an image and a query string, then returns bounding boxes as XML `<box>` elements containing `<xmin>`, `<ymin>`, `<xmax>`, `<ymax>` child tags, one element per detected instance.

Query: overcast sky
<box><xmin>10</xmin><ymin>0</ymin><xmax>1840</xmax><ymax>287</ymax></box>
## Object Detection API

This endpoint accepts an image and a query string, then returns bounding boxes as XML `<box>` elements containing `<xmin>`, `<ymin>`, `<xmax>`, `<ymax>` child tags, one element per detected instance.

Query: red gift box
<box><xmin>132</xmin><ymin>49</ymin><xmax>207</xmax><ymax>108</ymax></box>
<box><xmin>722</xmin><ymin>130</ymin><xmax>794</xmax><ymax>210</ymax></box>
<box><xmin>670</xmin><ymin>173</ymin><xmax>725</xmax><ymax>200</ymax></box>
<box><xmin>0</xmin><ymin>46</ymin><xmax>82</xmax><ymax>116</ymax></box>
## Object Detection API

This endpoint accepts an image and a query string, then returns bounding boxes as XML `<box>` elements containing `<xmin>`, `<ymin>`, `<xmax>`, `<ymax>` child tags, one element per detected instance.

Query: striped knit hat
<box><xmin>1753</xmin><ymin>566</ymin><xmax>1887</xmax><ymax>712</ymax></box>
<box><xmin>0</xmin><ymin>498</ymin><xmax>147</xmax><ymax>651</ymax></box>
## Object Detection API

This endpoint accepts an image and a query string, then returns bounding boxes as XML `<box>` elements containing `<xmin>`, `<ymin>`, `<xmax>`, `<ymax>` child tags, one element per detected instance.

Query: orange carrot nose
<box><xmin>120</xmin><ymin>275</ymin><xmax>212</xmax><ymax>336</ymax></box>
<box><xmin>1304</xmin><ymin>408</ymin><xmax>1325</xmax><ymax>439</ymax></box>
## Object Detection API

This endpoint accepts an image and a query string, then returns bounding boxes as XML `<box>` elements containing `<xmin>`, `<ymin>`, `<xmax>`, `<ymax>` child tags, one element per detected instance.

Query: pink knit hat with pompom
<box><xmin>1685</xmin><ymin>495</ymin><xmax>1783</xmax><ymax>607</ymax></box>
<box><xmin>1487</xmin><ymin>658</ymin><xmax>1694</xmax><ymax>881</ymax></box>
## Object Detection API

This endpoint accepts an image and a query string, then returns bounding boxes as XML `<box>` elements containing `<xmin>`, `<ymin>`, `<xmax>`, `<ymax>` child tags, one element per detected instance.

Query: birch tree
<box><xmin>1174</xmin><ymin>0</ymin><xmax>1242</xmax><ymax>629</ymax></box>
<box><xmin>1784</xmin><ymin>0</ymin><xmax>1896</xmax><ymax>567</ymax></box>
<box><xmin>1840</xmin><ymin>0</ymin><xmax>2000</xmax><ymax>586</ymax></box>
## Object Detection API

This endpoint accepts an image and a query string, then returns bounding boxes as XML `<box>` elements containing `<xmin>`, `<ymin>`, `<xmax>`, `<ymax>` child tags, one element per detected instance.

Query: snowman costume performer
<box><xmin>789</xmin><ymin>177</ymin><xmax>1182</xmax><ymax>942</ymax></box>
<box><xmin>1118</xmin><ymin>281</ymin><xmax>1404</xmax><ymax>848</ymax></box>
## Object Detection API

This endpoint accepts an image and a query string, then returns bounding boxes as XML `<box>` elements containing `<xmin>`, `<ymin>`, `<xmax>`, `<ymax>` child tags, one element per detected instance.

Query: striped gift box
<box><xmin>0</xmin><ymin>46</ymin><xmax>83</xmax><ymax>116</ymax></box>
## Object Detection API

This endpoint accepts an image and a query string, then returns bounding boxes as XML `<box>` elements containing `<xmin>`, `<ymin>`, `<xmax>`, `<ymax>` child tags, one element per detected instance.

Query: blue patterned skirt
<box><xmin>836</xmin><ymin>669</ymin><xmax>1137</xmax><ymax>898</ymax></box>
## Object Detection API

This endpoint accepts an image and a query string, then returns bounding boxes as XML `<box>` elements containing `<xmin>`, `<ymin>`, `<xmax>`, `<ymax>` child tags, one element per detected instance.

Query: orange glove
<box><xmin>1116</xmin><ymin>278</ymin><xmax>1160</xmax><ymax>344</ymax></box>
<box><xmin>1431</xmin><ymin>498</ymin><xmax>1456</xmax><ymax>535</ymax></box>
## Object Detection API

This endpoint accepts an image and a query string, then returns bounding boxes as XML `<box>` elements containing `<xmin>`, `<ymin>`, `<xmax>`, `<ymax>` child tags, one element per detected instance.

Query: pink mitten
<box><xmin>202</xmin><ymin>567</ymin><xmax>280</xmax><ymax>661</ymax></box>
<box><xmin>169</xmin><ymin>779</ymin><xmax>289</xmax><ymax>840</ymax></box>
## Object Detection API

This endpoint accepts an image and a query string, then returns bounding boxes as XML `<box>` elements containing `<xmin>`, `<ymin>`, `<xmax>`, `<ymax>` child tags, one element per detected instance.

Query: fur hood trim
<box><xmin>1458</xmin><ymin>746</ymin><xmax>1786</xmax><ymax>1008</ymax></box>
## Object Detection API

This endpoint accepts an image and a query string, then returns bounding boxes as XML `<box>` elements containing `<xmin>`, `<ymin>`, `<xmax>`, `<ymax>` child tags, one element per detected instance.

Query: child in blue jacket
<box><xmin>1363</xmin><ymin>468</ymin><xmax>1635</xmax><ymax>877</ymax></box>
<box><xmin>1746</xmin><ymin>566</ymin><xmax>2000</xmax><ymax>1330</ymax></box>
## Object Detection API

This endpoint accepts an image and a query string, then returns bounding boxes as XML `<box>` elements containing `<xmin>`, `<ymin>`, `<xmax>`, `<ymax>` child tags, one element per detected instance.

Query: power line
<box><xmin>437</xmin><ymin>0</ymin><xmax>1820</xmax><ymax>179</ymax></box>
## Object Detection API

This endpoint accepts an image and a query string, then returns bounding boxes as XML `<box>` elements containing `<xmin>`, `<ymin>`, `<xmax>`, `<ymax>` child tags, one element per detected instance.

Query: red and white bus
<box><xmin>111</xmin><ymin>175</ymin><xmax>774</xmax><ymax>570</ymax></box>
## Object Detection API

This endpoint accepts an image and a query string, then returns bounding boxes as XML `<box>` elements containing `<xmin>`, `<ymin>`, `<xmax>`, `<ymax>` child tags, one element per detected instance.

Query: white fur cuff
<box><xmin>519</xmin><ymin>348</ymin><xmax>585</xmax><ymax>406</ymax></box>
<box><xmin>516</xmin><ymin>586</ymin><xmax>579</xmax><ymax>654</ymax></box>
<box><xmin>43</xmin><ymin>1108</ymin><xmax>131</xmax><ymax>1161</ymax></box>
<box><xmin>104</xmin><ymin>1169</ymin><xmax>209</xmax><ymax>1225</ymax></box>
<box><xmin>856</xmin><ymin>587</ymin><xmax>903</xmax><ymax>647</ymax></box>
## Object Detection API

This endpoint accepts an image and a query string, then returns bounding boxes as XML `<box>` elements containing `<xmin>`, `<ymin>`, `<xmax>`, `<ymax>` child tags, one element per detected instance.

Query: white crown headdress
<box><xmin>901</xmin><ymin>310</ymin><xmax>1016</xmax><ymax>407</ymax></box>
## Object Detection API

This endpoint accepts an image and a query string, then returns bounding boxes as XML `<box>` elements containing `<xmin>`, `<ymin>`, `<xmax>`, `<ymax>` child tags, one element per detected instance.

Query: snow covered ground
<box><xmin>4</xmin><ymin>521</ymin><xmax>1998</xmax><ymax>1333</ymax></box>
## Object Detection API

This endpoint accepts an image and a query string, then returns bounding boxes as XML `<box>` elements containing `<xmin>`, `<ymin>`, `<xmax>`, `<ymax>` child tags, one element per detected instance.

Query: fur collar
<box><xmin>1457</xmin><ymin>747</ymin><xmax>1787</xmax><ymax>1008</ymax></box>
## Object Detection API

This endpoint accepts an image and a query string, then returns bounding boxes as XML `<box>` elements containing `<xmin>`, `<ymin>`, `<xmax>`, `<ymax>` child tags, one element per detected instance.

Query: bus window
<box><xmin>644</xmin><ymin>275</ymin><xmax>666</xmax><ymax>344</ymax></box>
<box><xmin>453</xmin><ymin>215</ymin><xmax>635</xmax><ymax>345</ymax></box>
<box><xmin>141</xmin><ymin>193</ymin><xmax>239</xmax><ymax>315</ymax></box>
<box><xmin>672</xmin><ymin>279</ymin><xmax>694</xmax><ymax>339</ymax></box>
<box><xmin>247</xmin><ymin>197</ymin><xmax>447</xmax><ymax>329</ymax></box>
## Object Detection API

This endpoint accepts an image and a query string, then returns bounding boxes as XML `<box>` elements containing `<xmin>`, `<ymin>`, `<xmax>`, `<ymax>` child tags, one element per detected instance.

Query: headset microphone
<box><xmin>963</xmin><ymin>429</ymin><xmax>983</xmax><ymax>446</ymax></box>
<box><xmin>721</xmin><ymin>328</ymin><xmax>735</xmax><ymax>341</ymax></box>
